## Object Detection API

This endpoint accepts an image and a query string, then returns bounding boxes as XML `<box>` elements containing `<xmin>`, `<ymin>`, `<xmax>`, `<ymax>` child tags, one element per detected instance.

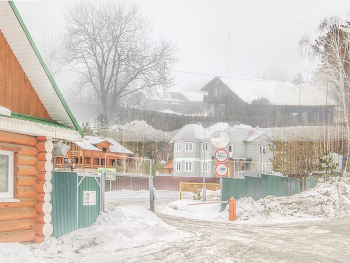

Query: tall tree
<box><xmin>300</xmin><ymin>16</ymin><xmax>350</xmax><ymax>174</ymax></box>
<box><xmin>270</xmin><ymin>140</ymin><xmax>319</xmax><ymax>190</ymax></box>
<box><xmin>63</xmin><ymin>0</ymin><xmax>178</xmax><ymax>121</ymax></box>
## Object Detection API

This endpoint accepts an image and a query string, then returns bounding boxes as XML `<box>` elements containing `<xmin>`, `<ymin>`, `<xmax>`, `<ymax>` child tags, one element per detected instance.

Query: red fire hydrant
<box><xmin>228</xmin><ymin>197</ymin><xmax>236</xmax><ymax>221</ymax></box>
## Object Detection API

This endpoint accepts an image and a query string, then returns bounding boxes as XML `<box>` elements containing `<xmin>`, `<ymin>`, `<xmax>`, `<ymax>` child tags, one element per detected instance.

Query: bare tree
<box><xmin>63</xmin><ymin>0</ymin><xmax>178</xmax><ymax>122</ymax></box>
<box><xmin>39</xmin><ymin>31</ymin><xmax>65</xmax><ymax>80</ymax></box>
<box><xmin>300</xmin><ymin>16</ymin><xmax>350</xmax><ymax>174</ymax></box>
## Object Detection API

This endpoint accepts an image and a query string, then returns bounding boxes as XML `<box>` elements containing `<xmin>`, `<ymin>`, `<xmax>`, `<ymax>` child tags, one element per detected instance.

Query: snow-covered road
<box><xmin>103</xmin><ymin>197</ymin><xmax>350</xmax><ymax>263</ymax></box>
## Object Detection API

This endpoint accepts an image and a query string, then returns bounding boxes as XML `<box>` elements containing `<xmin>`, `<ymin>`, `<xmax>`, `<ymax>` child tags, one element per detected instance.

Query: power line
<box><xmin>171</xmin><ymin>69</ymin><xmax>284</xmax><ymax>82</ymax></box>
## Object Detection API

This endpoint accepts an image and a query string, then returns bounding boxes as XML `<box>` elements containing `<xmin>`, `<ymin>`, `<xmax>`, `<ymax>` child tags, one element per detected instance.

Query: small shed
<box><xmin>0</xmin><ymin>1</ymin><xmax>83</xmax><ymax>243</ymax></box>
<box><xmin>164</xmin><ymin>161</ymin><xmax>174</xmax><ymax>174</ymax></box>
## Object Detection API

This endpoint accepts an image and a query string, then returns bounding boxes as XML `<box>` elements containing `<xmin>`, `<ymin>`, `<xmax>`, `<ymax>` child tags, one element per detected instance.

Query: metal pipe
<box><xmin>203</xmin><ymin>122</ymin><xmax>206</xmax><ymax>203</ymax></box>
<box><xmin>149</xmin><ymin>176</ymin><xmax>154</xmax><ymax>212</ymax></box>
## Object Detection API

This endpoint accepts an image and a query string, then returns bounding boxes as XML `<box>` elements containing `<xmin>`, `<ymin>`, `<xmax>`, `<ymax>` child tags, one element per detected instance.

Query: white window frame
<box><xmin>175</xmin><ymin>142</ymin><xmax>181</xmax><ymax>152</ymax></box>
<box><xmin>185</xmin><ymin>142</ymin><xmax>193</xmax><ymax>152</ymax></box>
<box><xmin>0</xmin><ymin>150</ymin><xmax>15</xmax><ymax>200</ymax></box>
<box><xmin>202</xmin><ymin>161</ymin><xmax>208</xmax><ymax>172</ymax></box>
<box><xmin>185</xmin><ymin>161</ymin><xmax>193</xmax><ymax>172</ymax></box>
<box><xmin>202</xmin><ymin>142</ymin><xmax>208</xmax><ymax>152</ymax></box>
<box><xmin>175</xmin><ymin>161</ymin><xmax>181</xmax><ymax>171</ymax></box>
<box><xmin>259</xmin><ymin>145</ymin><xmax>266</xmax><ymax>155</ymax></box>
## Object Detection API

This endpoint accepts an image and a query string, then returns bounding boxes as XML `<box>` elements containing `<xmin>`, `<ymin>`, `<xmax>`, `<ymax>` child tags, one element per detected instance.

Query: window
<box><xmin>202</xmin><ymin>142</ymin><xmax>208</xmax><ymax>152</ymax></box>
<box><xmin>185</xmin><ymin>161</ymin><xmax>192</xmax><ymax>172</ymax></box>
<box><xmin>259</xmin><ymin>145</ymin><xmax>266</xmax><ymax>155</ymax></box>
<box><xmin>217</xmin><ymin>104</ymin><xmax>225</xmax><ymax>116</ymax></box>
<box><xmin>0</xmin><ymin>150</ymin><xmax>14</xmax><ymax>199</ymax></box>
<box><xmin>71</xmin><ymin>143</ymin><xmax>74</xmax><ymax>151</ymax></box>
<box><xmin>64</xmin><ymin>158</ymin><xmax>68</xmax><ymax>163</ymax></box>
<box><xmin>229</xmin><ymin>145</ymin><xmax>233</xmax><ymax>153</ymax></box>
<box><xmin>262</xmin><ymin>164</ymin><xmax>266</xmax><ymax>173</ymax></box>
<box><xmin>176</xmin><ymin>161</ymin><xmax>181</xmax><ymax>171</ymax></box>
<box><xmin>176</xmin><ymin>143</ymin><xmax>181</xmax><ymax>152</ymax></box>
<box><xmin>214</xmin><ymin>84</ymin><xmax>219</xmax><ymax>96</ymax></box>
<box><xmin>103</xmin><ymin>148</ymin><xmax>107</xmax><ymax>153</ymax></box>
<box><xmin>202</xmin><ymin>161</ymin><xmax>208</xmax><ymax>172</ymax></box>
<box><xmin>185</xmin><ymin>142</ymin><xmax>193</xmax><ymax>151</ymax></box>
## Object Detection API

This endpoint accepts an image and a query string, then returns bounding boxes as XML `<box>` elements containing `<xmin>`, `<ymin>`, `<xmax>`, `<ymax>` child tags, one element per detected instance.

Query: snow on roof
<box><xmin>207</xmin><ymin>122</ymin><xmax>230</xmax><ymax>133</ymax></box>
<box><xmin>244</xmin><ymin>131</ymin><xmax>274</xmax><ymax>142</ymax></box>
<box><xmin>171</xmin><ymin>124</ymin><xmax>207</xmax><ymax>141</ymax></box>
<box><xmin>181</xmin><ymin>92</ymin><xmax>203</xmax><ymax>102</ymax></box>
<box><xmin>171</xmin><ymin>122</ymin><xmax>273</xmax><ymax>143</ymax></box>
<box><xmin>161</xmin><ymin>110</ymin><xmax>180</xmax><ymax>115</ymax></box>
<box><xmin>107</xmin><ymin>139</ymin><xmax>133</xmax><ymax>155</ymax></box>
<box><xmin>76</xmin><ymin>136</ymin><xmax>133</xmax><ymax>154</ymax></box>
<box><xmin>218</xmin><ymin>78</ymin><xmax>331</xmax><ymax>106</ymax></box>
<box><xmin>75</xmin><ymin>141</ymin><xmax>102</xmax><ymax>151</ymax></box>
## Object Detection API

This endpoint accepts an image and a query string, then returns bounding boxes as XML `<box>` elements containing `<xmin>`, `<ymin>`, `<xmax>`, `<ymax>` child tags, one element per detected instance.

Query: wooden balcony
<box><xmin>71</xmin><ymin>150</ymin><xmax>79</xmax><ymax>156</ymax></box>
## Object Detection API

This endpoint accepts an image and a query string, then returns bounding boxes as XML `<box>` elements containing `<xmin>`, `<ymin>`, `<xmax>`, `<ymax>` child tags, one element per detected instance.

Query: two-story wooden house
<box><xmin>54</xmin><ymin>136</ymin><xmax>133</xmax><ymax>170</ymax></box>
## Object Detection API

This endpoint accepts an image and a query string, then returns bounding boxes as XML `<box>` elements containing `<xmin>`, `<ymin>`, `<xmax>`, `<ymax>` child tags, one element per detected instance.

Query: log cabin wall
<box><xmin>0</xmin><ymin>131</ymin><xmax>53</xmax><ymax>244</ymax></box>
<box><xmin>0</xmin><ymin>30</ymin><xmax>50</xmax><ymax>120</ymax></box>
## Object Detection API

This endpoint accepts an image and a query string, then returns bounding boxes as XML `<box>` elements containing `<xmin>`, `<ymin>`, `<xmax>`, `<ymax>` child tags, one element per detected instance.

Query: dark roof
<box><xmin>200</xmin><ymin>77</ymin><xmax>228</xmax><ymax>92</ymax></box>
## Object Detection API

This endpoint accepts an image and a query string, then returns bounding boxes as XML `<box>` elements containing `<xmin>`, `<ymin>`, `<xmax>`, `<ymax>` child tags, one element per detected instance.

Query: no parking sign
<box><xmin>215</xmin><ymin>163</ymin><xmax>228</xmax><ymax>177</ymax></box>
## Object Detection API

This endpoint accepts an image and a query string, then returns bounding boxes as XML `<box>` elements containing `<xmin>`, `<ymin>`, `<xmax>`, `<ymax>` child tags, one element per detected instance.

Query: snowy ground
<box><xmin>2</xmin><ymin>178</ymin><xmax>350</xmax><ymax>262</ymax></box>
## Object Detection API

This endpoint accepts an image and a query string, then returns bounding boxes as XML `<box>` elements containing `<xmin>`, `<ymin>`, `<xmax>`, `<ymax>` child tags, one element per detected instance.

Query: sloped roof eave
<box><xmin>1</xmin><ymin>1</ymin><xmax>83</xmax><ymax>138</ymax></box>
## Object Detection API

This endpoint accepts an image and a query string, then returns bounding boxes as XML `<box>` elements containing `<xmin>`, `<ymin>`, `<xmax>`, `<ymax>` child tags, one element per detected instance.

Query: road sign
<box><xmin>215</xmin><ymin>149</ymin><xmax>228</xmax><ymax>162</ymax></box>
<box><xmin>215</xmin><ymin>163</ymin><xmax>228</xmax><ymax>177</ymax></box>
<box><xmin>210</xmin><ymin>130</ymin><xmax>229</xmax><ymax>148</ymax></box>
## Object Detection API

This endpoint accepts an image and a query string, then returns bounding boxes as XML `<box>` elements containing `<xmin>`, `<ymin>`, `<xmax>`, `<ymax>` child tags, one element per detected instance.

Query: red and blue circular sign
<box><xmin>215</xmin><ymin>163</ymin><xmax>228</xmax><ymax>177</ymax></box>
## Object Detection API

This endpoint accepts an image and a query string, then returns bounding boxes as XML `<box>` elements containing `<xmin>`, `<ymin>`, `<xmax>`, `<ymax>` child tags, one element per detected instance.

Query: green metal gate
<box><xmin>51</xmin><ymin>171</ymin><xmax>101</xmax><ymax>238</ymax></box>
<box><xmin>221</xmin><ymin>174</ymin><xmax>301</xmax><ymax>210</ymax></box>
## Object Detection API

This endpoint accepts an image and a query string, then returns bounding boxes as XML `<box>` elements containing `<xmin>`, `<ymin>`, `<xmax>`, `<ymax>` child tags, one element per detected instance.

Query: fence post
<box><xmin>180</xmin><ymin>182</ymin><xmax>182</xmax><ymax>200</ymax></box>
<box><xmin>149</xmin><ymin>176</ymin><xmax>154</xmax><ymax>212</ymax></box>
<box><xmin>100</xmin><ymin>171</ymin><xmax>106</xmax><ymax>213</ymax></box>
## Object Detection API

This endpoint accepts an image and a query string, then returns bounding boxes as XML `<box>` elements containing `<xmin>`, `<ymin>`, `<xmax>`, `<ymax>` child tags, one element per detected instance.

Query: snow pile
<box><xmin>166</xmin><ymin>200</ymin><xmax>229</xmax><ymax>221</ymax></box>
<box><xmin>239</xmin><ymin>177</ymin><xmax>350</xmax><ymax>221</ymax></box>
<box><xmin>0</xmin><ymin>206</ymin><xmax>187</xmax><ymax>263</ymax></box>
<box><xmin>165</xmin><ymin>178</ymin><xmax>350</xmax><ymax>224</ymax></box>
<box><xmin>0</xmin><ymin>243</ymin><xmax>34</xmax><ymax>263</ymax></box>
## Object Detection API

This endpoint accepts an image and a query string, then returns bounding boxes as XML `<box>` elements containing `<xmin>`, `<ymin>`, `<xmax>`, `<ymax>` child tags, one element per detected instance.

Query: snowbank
<box><xmin>0</xmin><ymin>206</ymin><xmax>187</xmax><ymax>263</ymax></box>
<box><xmin>164</xmin><ymin>178</ymin><xmax>350</xmax><ymax>224</ymax></box>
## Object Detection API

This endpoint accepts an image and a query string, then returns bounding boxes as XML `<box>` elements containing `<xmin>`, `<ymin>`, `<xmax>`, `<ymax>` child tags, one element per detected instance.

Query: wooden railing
<box><xmin>71</xmin><ymin>151</ymin><xmax>79</xmax><ymax>156</ymax></box>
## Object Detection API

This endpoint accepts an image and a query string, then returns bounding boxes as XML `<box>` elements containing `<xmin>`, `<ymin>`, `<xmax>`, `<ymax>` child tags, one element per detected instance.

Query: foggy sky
<box><xmin>15</xmin><ymin>0</ymin><xmax>350</xmax><ymax>93</ymax></box>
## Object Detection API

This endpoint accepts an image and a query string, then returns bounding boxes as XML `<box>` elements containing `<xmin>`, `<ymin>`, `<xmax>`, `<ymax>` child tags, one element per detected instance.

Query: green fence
<box><xmin>306</xmin><ymin>176</ymin><xmax>318</xmax><ymax>190</ymax></box>
<box><xmin>221</xmin><ymin>174</ymin><xmax>301</xmax><ymax>210</ymax></box>
<box><xmin>51</xmin><ymin>171</ymin><xmax>101</xmax><ymax>238</ymax></box>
